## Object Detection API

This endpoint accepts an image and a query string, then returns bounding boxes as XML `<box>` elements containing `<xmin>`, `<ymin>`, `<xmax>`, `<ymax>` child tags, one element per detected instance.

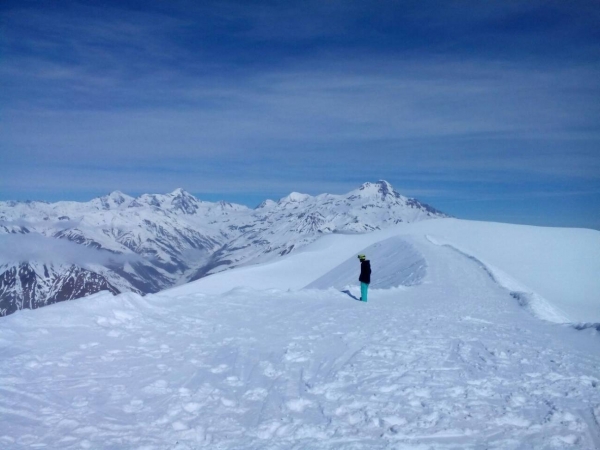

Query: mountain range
<box><xmin>0</xmin><ymin>181</ymin><xmax>447</xmax><ymax>316</ymax></box>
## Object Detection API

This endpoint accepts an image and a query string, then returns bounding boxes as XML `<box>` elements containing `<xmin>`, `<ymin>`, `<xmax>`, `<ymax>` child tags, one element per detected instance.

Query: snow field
<box><xmin>168</xmin><ymin>219</ymin><xmax>600</xmax><ymax>325</ymax></box>
<box><xmin>415</xmin><ymin>219</ymin><xmax>600</xmax><ymax>324</ymax></box>
<box><xmin>1</xmin><ymin>230</ymin><xmax>599</xmax><ymax>449</ymax></box>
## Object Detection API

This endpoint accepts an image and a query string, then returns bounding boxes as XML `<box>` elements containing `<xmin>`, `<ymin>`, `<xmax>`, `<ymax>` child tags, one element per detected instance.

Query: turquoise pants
<box><xmin>360</xmin><ymin>282</ymin><xmax>369</xmax><ymax>302</ymax></box>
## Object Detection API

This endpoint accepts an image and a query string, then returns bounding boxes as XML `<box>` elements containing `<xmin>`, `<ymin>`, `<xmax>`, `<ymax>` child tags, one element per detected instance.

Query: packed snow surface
<box><xmin>1</xmin><ymin>219</ymin><xmax>599</xmax><ymax>449</ymax></box>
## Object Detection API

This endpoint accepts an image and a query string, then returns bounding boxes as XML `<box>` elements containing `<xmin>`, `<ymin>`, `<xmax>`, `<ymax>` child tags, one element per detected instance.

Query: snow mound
<box><xmin>425</xmin><ymin>236</ymin><xmax>571</xmax><ymax>323</ymax></box>
<box><xmin>306</xmin><ymin>236</ymin><xmax>426</xmax><ymax>290</ymax></box>
<box><xmin>420</xmin><ymin>220</ymin><xmax>600</xmax><ymax>324</ymax></box>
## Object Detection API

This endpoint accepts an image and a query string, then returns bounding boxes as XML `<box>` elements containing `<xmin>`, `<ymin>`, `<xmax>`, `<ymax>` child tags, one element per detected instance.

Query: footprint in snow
<box><xmin>57</xmin><ymin>419</ymin><xmax>80</xmax><ymax>430</ymax></box>
<box><xmin>286</xmin><ymin>398</ymin><xmax>313</xmax><ymax>412</ymax></box>
<box><xmin>71</xmin><ymin>396</ymin><xmax>89</xmax><ymax>408</ymax></box>
<box><xmin>79</xmin><ymin>342</ymin><xmax>99</xmax><ymax>350</ymax></box>
<box><xmin>183</xmin><ymin>402</ymin><xmax>202</xmax><ymax>413</ymax></box>
<box><xmin>284</xmin><ymin>350</ymin><xmax>310</xmax><ymax>363</ymax></box>
<box><xmin>123</xmin><ymin>399</ymin><xmax>145</xmax><ymax>413</ymax></box>
<box><xmin>210</xmin><ymin>364</ymin><xmax>229</xmax><ymax>374</ymax></box>
<box><xmin>225</xmin><ymin>376</ymin><xmax>244</xmax><ymax>386</ymax></box>
<box><xmin>243</xmin><ymin>388</ymin><xmax>268</xmax><ymax>401</ymax></box>
<box><xmin>142</xmin><ymin>379</ymin><xmax>171</xmax><ymax>396</ymax></box>
<box><xmin>260</xmin><ymin>361</ymin><xmax>282</xmax><ymax>378</ymax></box>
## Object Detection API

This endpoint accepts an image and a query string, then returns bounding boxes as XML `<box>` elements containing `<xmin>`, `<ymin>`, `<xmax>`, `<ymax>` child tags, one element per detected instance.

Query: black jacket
<box><xmin>359</xmin><ymin>260</ymin><xmax>371</xmax><ymax>284</ymax></box>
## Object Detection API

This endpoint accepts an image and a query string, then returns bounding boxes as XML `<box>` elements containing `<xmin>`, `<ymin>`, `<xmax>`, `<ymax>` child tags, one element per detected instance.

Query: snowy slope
<box><xmin>166</xmin><ymin>218</ymin><xmax>600</xmax><ymax>325</ymax></box>
<box><xmin>1</xmin><ymin>219</ymin><xmax>599</xmax><ymax>449</ymax></box>
<box><xmin>413</xmin><ymin>219</ymin><xmax>600</xmax><ymax>324</ymax></box>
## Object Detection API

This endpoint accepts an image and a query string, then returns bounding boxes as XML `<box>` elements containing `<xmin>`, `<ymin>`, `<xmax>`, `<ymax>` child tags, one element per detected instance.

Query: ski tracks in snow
<box><xmin>0</xmin><ymin>235</ymin><xmax>599</xmax><ymax>449</ymax></box>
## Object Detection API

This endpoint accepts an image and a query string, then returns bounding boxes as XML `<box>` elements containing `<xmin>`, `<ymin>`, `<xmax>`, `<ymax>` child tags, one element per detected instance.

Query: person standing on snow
<box><xmin>358</xmin><ymin>254</ymin><xmax>371</xmax><ymax>302</ymax></box>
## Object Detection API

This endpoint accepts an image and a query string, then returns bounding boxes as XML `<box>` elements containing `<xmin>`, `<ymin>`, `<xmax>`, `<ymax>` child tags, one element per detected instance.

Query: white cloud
<box><xmin>0</xmin><ymin>233</ymin><xmax>144</xmax><ymax>267</ymax></box>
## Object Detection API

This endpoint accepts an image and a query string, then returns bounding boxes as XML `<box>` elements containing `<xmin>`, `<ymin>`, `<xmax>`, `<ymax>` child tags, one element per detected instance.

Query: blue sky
<box><xmin>1</xmin><ymin>0</ymin><xmax>599</xmax><ymax>229</ymax></box>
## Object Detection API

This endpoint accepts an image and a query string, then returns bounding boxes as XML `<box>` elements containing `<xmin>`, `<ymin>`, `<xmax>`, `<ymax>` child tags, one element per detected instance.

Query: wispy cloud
<box><xmin>0</xmin><ymin>218</ymin><xmax>81</xmax><ymax>230</ymax></box>
<box><xmin>2</xmin><ymin>59</ymin><xmax>598</xmax><ymax>202</ymax></box>
<box><xmin>0</xmin><ymin>233</ymin><xmax>144</xmax><ymax>267</ymax></box>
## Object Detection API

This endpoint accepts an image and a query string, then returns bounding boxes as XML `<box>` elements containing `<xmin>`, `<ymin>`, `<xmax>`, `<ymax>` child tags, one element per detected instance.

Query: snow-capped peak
<box><xmin>374</xmin><ymin>180</ymin><xmax>395</xmax><ymax>197</ymax></box>
<box><xmin>278</xmin><ymin>192</ymin><xmax>312</xmax><ymax>205</ymax></box>
<box><xmin>94</xmin><ymin>191</ymin><xmax>134</xmax><ymax>209</ymax></box>
<box><xmin>169</xmin><ymin>188</ymin><xmax>190</xmax><ymax>197</ymax></box>
<box><xmin>348</xmin><ymin>180</ymin><xmax>401</xmax><ymax>201</ymax></box>
<box><xmin>216</xmin><ymin>200</ymin><xmax>248</xmax><ymax>212</ymax></box>
<box><xmin>256</xmin><ymin>199</ymin><xmax>277</xmax><ymax>210</ymax></box>
<box><xmin>168</xmin><ymin>189</ymin><xmax>201</xmax><ymax>214</ymax></box>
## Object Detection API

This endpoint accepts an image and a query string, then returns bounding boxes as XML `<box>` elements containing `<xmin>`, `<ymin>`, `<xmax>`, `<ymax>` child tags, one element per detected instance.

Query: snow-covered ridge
<box><xmin>0</xmin><ymin>181</ymin><xmax>447</xmax><ymax>316</ymax></box>
<box><xmin>166</xmin><ymin>218</ymin><xmax>600</xmax><ymax>325</ymax></box>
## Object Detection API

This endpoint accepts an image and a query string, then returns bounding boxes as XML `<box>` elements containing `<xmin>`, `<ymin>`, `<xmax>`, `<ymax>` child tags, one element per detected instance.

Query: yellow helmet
<box><xmin>357</xmin><ymin>254</ymin><xmax>366</xmax><ymax>260</ymax></box>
